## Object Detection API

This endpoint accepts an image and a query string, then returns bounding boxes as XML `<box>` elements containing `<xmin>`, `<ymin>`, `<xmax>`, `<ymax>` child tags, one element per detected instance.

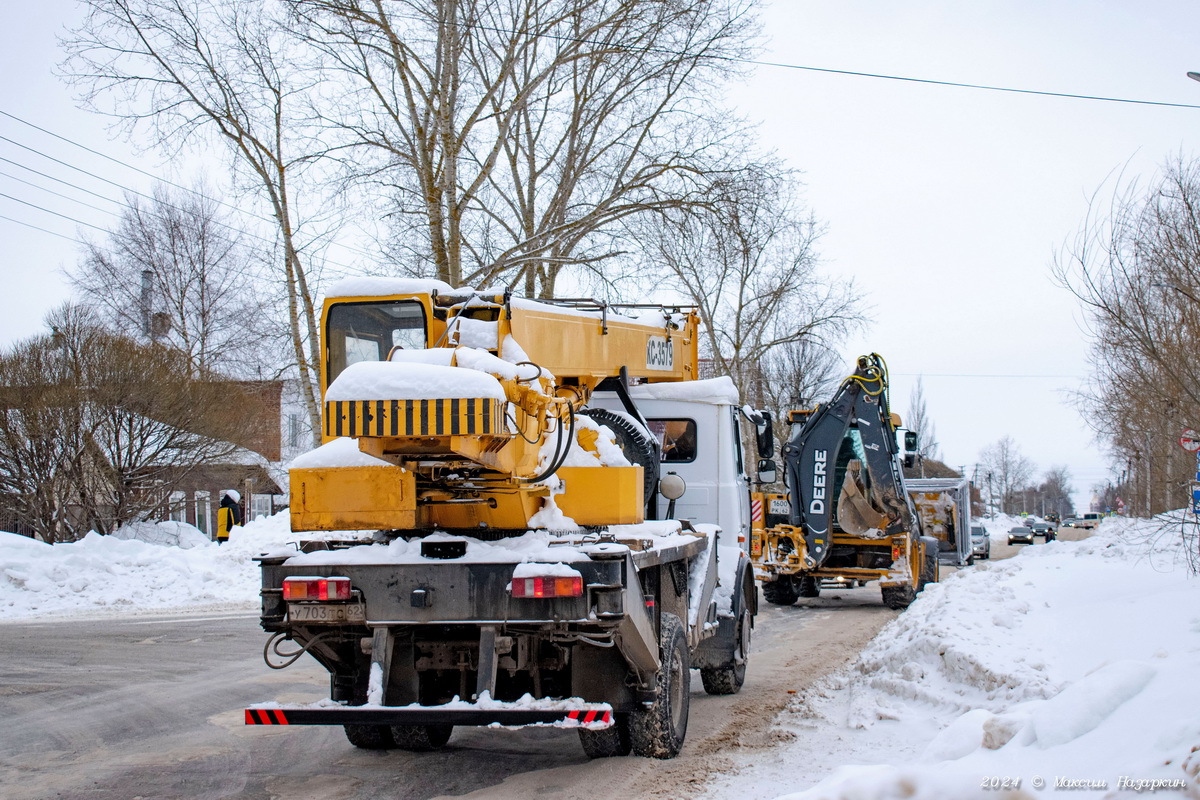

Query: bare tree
<box><xmin>65</xmin><ymin>0</ymin><xmax>326</xmax><ymax>442</ymax></box>
<box><xmin>0</xmin><ymin>305</ymin><xmax>269</xmax><ymax>541</ymax></box>
<box><xmin>73</xmin><ymin>184</ymin><xmax>275</xmax><ymax>376</ymax></box>
<box><xmin>1039</xmin><ymin>465</ymin><xmax>1075</xmax><ymax>518</ymax></box>
<box><xmin>1053</xmin><ymin>157</ymin><xmax>1200</xmax><ymax>515</ymax></box>
<box><xmin>906</xmin><ymin>376</ymin><xmax>940</xmax><ymax>476</ymax></box>
<box><xmin>979</xmin><ymin>435</ymin><xmax>1035</xmax><ymax>515</ymax></box>
<box><xmin>290</xmin><ymin>0</ymin><xmax>760</xmax><ymax>294</ymax></box>
<box><xmin>641</xmin><ymin>167</ymin><xmax>861</xmax><ymax>413</ymax></box>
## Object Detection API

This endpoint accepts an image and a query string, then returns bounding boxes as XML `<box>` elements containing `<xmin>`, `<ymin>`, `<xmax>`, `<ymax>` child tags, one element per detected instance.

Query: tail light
<box><xmin>283</xmin><ymin>576</ymin><xmax>352</xmax><ymax>601</ymax></box>
<box><xmin>511</xmin><ymin>575</ymin><xmax>583</xmax><ymax>598</ymax></box>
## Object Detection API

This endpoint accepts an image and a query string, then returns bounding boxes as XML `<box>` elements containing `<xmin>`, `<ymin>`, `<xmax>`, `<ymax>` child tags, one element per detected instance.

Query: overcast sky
<box><xmin>4</xmin><ymin>1</ymin><xmax>1200</xmax><ymax>511</ymax></box>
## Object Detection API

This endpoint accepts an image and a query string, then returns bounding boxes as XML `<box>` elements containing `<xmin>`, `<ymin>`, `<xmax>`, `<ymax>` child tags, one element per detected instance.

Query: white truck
<box><xmin>245</xmin><ymin>282</ymin><xmax>768</xmax><ymax>759</ymax></box>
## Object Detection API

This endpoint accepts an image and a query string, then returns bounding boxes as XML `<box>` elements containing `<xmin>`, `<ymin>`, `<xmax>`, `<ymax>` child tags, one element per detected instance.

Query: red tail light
<box><xmin>511</xmin><ymin>575</ymin><xmax>583</xmax><ymax>598</ymax></box>
<box><xmin>283</xmin><ymin>576</ymin><xmax>352</xmax><ymax>601</ymax></box>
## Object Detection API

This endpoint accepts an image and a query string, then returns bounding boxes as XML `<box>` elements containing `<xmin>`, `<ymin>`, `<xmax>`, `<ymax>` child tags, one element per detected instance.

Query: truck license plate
<box><xmin>288</xmin><ymin>603</ymin><xmax>365</xmax><ymax>624</ymax></box>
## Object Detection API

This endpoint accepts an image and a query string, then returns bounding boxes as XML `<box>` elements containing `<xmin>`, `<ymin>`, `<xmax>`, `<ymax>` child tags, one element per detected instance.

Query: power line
<box><xmin>748</xmin><ymin>60</ymin><xmax>1200</xmax><ymax>111</ymax></box>
<box><xmin>0</xmin><ymin>213</ymin><xmax>86</xmax><ymax>245</ymax></box>
<box><xmin>0</xmin><ymin>128</ymin><xmax>364</xmax><ymax>277</ymax></box>
<box><xmin>0</xmin><ymin>191</ymin><xmax>110</xmax><ymax>234</ymax></box>
<box><xmin>0</xmin><ymin>109</ymin><xmax>369</xmax><ymax>273</ymax></box>
<box><xmin>443</xmin><ymin>11</ymin><xmax>1200</xmax><ymax>111</ymax></box>
<box><xmin>892</xmin><ymin>372</ymin><xmax>1086</xmax><ymax>380</ymax></box>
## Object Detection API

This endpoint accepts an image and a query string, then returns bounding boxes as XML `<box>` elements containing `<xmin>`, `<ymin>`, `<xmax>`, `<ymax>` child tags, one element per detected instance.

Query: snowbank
<box><xmin>0</xmin><ymin>515</ymin><xmax>297</xmax><ymax>620</ymax></box>
<box><xmin>706</xmin><ymin>515</ymin><xmax>1200</xmax><ymax>799</ymax></box>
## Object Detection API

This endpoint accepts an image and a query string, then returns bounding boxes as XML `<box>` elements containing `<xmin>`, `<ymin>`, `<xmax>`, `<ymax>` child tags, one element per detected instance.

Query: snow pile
<box><xmin>111</xmin><ymin>520</ymin><xmax>211</xmax><ymax>549</ymax></box>
<box><xmin>0</xmin><ymin>514</ymin><xmax>297</xmax><ymax>620</ymax></box>
<box><xmin>325</xmin><ymin>276</ymin><xmax>453</xmax><ymax>297</ymax></box>
<box><xmin>719</xmin><ymin>516</ymin><xmax>1200</xmax><ymax>799</ymax></box>
<box><xmin>290</xmin><ymin>436</ymin><xmax>395</xmax><ymax>469</ymax></box>
<box><xmin>325</xmin><ymin>359</ymin><xmax>507</xmax><ymax>401</ymax></box>
<box><xmin>630</xmin><ymin>375</ymin><xmax>739</xmax><ymax>405</ymax></box>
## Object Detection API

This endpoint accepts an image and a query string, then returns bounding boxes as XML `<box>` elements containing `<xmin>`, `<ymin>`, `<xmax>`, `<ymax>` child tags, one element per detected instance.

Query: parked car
<box><xmin>1008</xmin><ymin>526</ymin><xmax>1034</xmax><ymax>545</ymax></box>
<box><xmin>970</xmin><ymin>524</ymin><xmax>990</xmax><ymax>560</ymax></box>
<box><xmin>1029</xmin><ymin>522</ymin><xmax>1056</xmax><ymax>541</ymax></box>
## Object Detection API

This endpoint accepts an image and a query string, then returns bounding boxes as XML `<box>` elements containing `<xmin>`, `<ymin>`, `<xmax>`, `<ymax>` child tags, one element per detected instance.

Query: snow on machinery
<box><xmin>246</xmin><ymin>278</ymin><xmax>763</xmax><ymax>759</ymax></box>
<box><xmin>750</xmin><ymin>354</ymin><xmax>940</xmax><ymax>610</ymax></box>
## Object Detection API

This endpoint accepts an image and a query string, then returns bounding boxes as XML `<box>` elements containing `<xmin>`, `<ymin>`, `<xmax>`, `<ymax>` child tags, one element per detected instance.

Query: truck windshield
<box><xmin>326</xmin><ymin>300</ymin><xmax>427</xmax><ymax>386</ymax></box>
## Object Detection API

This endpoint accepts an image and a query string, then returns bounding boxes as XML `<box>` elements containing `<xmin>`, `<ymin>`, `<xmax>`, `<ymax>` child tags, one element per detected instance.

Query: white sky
<box><xmin>4</xmin><ymin>1</ymin><xmax>1200</xmax><ymax>510</ymax></box>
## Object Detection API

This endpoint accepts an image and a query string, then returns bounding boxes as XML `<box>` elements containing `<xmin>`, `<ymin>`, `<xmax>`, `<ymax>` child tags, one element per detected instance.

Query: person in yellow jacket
<box><xmin>216</xmin><ymin>490</ymin><xmax>243</xmax><ymax>544</ymax></box>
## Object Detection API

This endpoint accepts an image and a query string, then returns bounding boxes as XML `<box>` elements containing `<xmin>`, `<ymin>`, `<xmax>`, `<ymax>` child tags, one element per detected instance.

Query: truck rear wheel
<box><xmin>630</xmin><ymin>613</ymin><xmax>689</xmax><ymax>758</ymax></box>
<box><xmin>390</xmin><ymin>724</ymin><xmax>453</xmax><ymax>751</ymax></box>
<box><xmin>762</xmin><ymin>578</ymin><xmax>798</xmax><ymax>606</ymax></box>
<box><xmin>343</xmin><ymin>724</ymin><xmax>395</xmax><ymax>750</ymax></box>
<box><xmin>578</xmin><ymin>715</ymin><xmax>632</xmax><ymax>758</ymax></box>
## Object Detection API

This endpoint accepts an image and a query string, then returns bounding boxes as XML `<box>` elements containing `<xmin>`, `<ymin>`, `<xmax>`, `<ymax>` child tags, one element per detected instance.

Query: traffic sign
<box><xmin>1180</xmin><ymin>429</ymin><xmax>1200</xmax><ymax>452</ymax></box>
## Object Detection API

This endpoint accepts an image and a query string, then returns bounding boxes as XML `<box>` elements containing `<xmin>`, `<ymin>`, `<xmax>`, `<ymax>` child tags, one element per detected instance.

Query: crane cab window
<box><xmin>647</xmin><ymin>419</ymin><xmax>697</xmax><ymax>463</ymax></box>
<box><xmin>326</xmin><ymin>300</ymin><xmax>427</xmax><ymax>386</ymax></box>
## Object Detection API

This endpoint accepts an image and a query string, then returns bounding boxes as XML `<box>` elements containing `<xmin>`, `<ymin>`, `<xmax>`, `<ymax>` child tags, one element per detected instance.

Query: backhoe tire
<box><xmin>343</xmin><ymin>724</ymin><xmax>395</xmax><ymax>750</ymax></box>
<box><xmin>762</xmin><ymin>578</ymin><xmax>799</xmax><ymax>606</ymax></box>
<box><xmin>390</xmin><ymin>723</ymin><xmax>453</xmax><ymax>751</ymax></box>
<box><xmin>881</xmin><ymin>583</ymin><xmax>916</xmax><ymax>610</ymax></box>
<box><xmin>579</xmin><ymin>408</ymin><xmax>660</xmax><ymax>503</ymax></box>
<box><xmin>798</xmin><ymin>575</ymin><xmax>821</xmax><ymax>598</ymax></box>
<box><xmin>579</xmin><ymin>715</ymin><xmax>632</xmax><ymax>758</ymax></box>
<box><xmin>630</xmin><ymin>613</ymin><xmax>689</xmax><ymax>759</ymax></box>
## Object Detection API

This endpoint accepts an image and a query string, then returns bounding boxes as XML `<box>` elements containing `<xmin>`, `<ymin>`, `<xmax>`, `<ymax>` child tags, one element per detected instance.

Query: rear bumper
<box><xmin>245</xmin><ymin>703</ymin><xmax>612</xmax><ymax>729</ymax></box>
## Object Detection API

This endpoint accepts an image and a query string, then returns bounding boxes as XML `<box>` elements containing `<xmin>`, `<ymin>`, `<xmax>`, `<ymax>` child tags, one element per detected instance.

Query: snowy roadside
<box><xmin>704</xmin><ymin>516</ymin><xmax>1200</xmax><ymax>800</ymax></box>
<box><xmin>0</xmin><ymin>513</ymin><xmax>296</xmax><ymax>620</ymax></box>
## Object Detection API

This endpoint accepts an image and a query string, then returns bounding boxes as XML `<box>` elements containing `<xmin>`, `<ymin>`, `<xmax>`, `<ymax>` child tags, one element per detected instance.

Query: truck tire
<box><xmin>700</xmin><ymin>607</ymin><xmax>750</xmax><ymax>695</ymax></box>
<box><xmin>630</xmin><ymin>613</ymin><xmax>690</xmax><ymax>758</ymax></box>
<box><xmin>389</xmin><ymin>723</ymin><xmax>453</xmax><ymax>751</ymax></box>
<box><xmin>797</xmin><ymin>575</ymin><xmax>821</xmax><ymax>598</ymax></box>
<box><xmin>762</xmin><ymin>578</ymin><xmax>798</xmax><ymax>606</ymax></box>
<box><xmin>343</xmin><ymin>724</ymin><xmax>395</xmax><ymax>750</ymax></box>
<box><xmin>917</xmin><ymin>544</ymin><xmax>939</xmax><ymax>592</ymax></box>
<box><xmin>578</xmin><ymin>715</ymin><xmax>632</xmax><ymax>758</ymax></box>
<box><xmin>881</xmin><ymin>584</ymin><xmax>916</xmax><ymax>609</ymax></box>
<box><xmin>579</xmin><ymin>408</ymin><xmax>660</xmax><ymax>502</ymax></box>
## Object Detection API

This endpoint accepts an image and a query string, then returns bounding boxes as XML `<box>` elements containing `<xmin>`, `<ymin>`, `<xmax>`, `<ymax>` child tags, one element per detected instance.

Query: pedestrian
<box><xmin>217</xmin><ymin>490</ymin><xmax>243</xmax><ymax>544</ymax></box>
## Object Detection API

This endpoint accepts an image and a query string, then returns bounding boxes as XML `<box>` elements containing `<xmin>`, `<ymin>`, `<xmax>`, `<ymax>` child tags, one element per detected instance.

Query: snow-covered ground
<box><xmin>0</xmin><ymin>514</ymin><xmax>295</xmax><ymax>619</ymax></box>
<box><xmin>3</xmin><ymin>514</ymin><xmax>1197</xmax><ymax>798</ymax></box>
<box><xmin>706</xmin><ymin>515</ymin><xmax>1200</xmax><ymax>799</ymax></box>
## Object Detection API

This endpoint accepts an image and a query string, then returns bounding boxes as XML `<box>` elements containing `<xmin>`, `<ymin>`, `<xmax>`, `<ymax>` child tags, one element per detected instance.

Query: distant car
<box><xmin>1029</xmin><ymin>522</ymin><xmax>1056</xmax><ymax>541</ymax></box>
<box><xmin>1007</xmin><ymin>526</ymin><xmax>1034</xmax><ymax>545</ymax></box>
<box><xmin>1062</xmin><ymin>517</ymin><xmax>1079</xmax><ymax>528</ymax></box>
<box><xmin>1023</xmin><ymin>517</ymin><xmax>1036</xmax><ymax>527</ymax></box>
<box><xmin>970</xmin><ymin>524</ymin><xmax>990</xmax><ymax>560</ymax></box>
<box><xmin>1077</xmin><ymin>512</ymin><xmax>1104</xmax><ymax>529</ymax></box>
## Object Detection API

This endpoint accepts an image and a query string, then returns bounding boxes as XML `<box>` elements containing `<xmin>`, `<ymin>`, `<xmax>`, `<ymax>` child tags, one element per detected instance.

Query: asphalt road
<box><xmin>0</xmin><ymin>529</ymin><xmax>1081</xmax><ymax>800</ymax></box>
<box><xmin>0</xmin><ymin>596</ymin><xmax>897</xmax><ymax>800</ymax></box>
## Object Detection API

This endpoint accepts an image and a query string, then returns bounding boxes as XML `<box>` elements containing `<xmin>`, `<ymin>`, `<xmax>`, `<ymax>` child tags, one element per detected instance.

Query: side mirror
<box><xmin>904</xmin><ymin>453</ymin><xmax>917</xmax><ymax>469</ymax></box>
<box><xmin>757</xmin><ymin>458</ymin><xmax>777</xmax><ymax>484</ymax></box>
<box><xmin>904</xmin><ymin>431</ymin><xmax>918</xmax><ymax>451</ymax></box>
<box><xmin>755</xmin><ymin>411</ymin><xmax>775</xmax><ymax>459</ymax></box>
